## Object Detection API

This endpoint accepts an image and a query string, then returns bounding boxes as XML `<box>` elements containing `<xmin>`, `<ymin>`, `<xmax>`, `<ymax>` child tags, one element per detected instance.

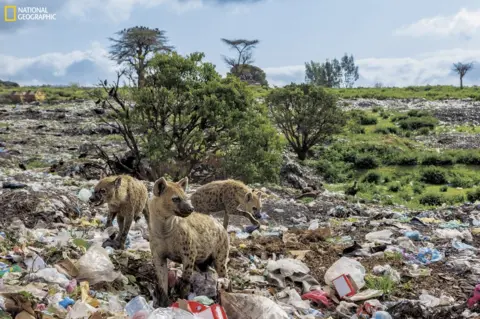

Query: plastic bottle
<box><xmin>374</xmin><ymin>311</ymin><xmax>392</xmax><ymax>319</ymax></box>
<box><xmin>125</xmin><ymin>296</ymin><xmax>153</xmax><ymax>318</ymax></box>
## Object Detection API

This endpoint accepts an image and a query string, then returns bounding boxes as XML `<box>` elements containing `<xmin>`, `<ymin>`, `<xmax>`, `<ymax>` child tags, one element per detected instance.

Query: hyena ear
<box><xmin>245</xmin><ymin>192</ymin><xmax>253</xmax><ymax>202</ymax></box>
<box><xmin>256</xmin><ymin>191</ymin><xmax>263</xmax><ymax>200</ymax></box>
<box><xmin>177</xmin><ymin>177</ymin><xmax>188</xmax><ymax>191</ymax></box>
<box><xmin>113</xmin><ymin>176</ymin><xmax>122</xmax><ymax>189</ymax></box>
<box><xmin>153</xmin><ymin>177</ymin><xmax>168</xmax><ymax>196</ymax></box>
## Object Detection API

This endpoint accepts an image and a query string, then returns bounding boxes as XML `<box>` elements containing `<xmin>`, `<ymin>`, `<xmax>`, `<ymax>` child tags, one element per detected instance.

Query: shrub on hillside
<box><xmin>394</xmin><ymin>154</ymin><xmax>418</xmax><ymax>166</ymax></box>
<box><xmin>450</xmin><ymin>176</ymin><xmax>475</xmax><ymax>188</ymax></box>
<box><xmin>420</xmin><ymin>153</ymin><xmax>455</xmax><ymax>166</ymax></box>
<box><xmin>362</xmin><ymin>171</ymin><xmax>382</xmax><ymax>184</ymax></box>
<box><xmin>388</xmin><ymin>183</ymin><xmax>401</xmax><ymax>192</ymax></box>
<box><xmin>407</xmin><ymin>110</ymin><xmax>431</xmax><ymax>117</ymax></box>
<box><xmin>412</xmin><ymin>182</ymin><xmax>425</xmax><ymax>194</ymax></box>
<box><xmin>419</xmin><ymin>193</ymin><xmax>444</xmax><ymax>206</ymax></box>
<box><xmin>374</xmin><ymin>125</ymin><xmax>399</xmax><ymax>135</ymax></box>
<box><xmin>440</xmin><ymin>185</ymin><xmax>448</xmax><ymax>192</ymax></box>
<box><xmin>354</xmin><ymin>154</ymin><xmax>380</xmax><ymax>169</ymax></box>
<box><xmin>419</xmin><ymin>167</ymin><xmax>448</xmax><ymax>184</ymax></box>
<box><xmin>398</xmin><ymin>116</ymin><xmax>438</xmax><ymax>131</ymax></box>
<box><xmin>467</xmin><ymin>188</ymin><xmax>480</xmax><ymax>203</ymax></box>
<box><xmin>350</xmin><ymin>124</ymin><xmax>366</xmax><ymax>134</ymax></box>
<box><xmin>359</xmin><ymin>115</ymin><xmax>378</xmax><ymax>125</ymax></box>
<box><xmin>455</xmin><ymin>151</ymin><xmax>480</xmax><ymax>165</ymax></box>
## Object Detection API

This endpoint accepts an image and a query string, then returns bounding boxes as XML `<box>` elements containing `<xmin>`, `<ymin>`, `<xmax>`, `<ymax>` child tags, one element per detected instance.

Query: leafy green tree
<box><xmin>306</xmin><ymin>53</ymin><xmax>359</xmax><ymax>88</ymax></box>
<box><xmin>108</xmin><ymin>26</ymin><xmax>173</xmax><ymax>88</ymax></box>
<box><xmin>341</xmin><ymin>53</ymin><xmax>359</xmax><ymax>88</ymax></box>
<box><xmin>267</xmin><ymin>83</ymin><xmax>345</xmax><ymax>160</ymax></box>
<box><xmin>221</xmin><ymin>38</ymin><xmax>268</xmax><ymax>86</ymax></box>
<box><xmin>305</xmin><ymin>59</ymin><xmax>342</xmax><ymax>88</ymax></box>
<box><xmin>132</xmin><ymin>51</ymin><xmax>282</xmax><ymax>181</ymax></box>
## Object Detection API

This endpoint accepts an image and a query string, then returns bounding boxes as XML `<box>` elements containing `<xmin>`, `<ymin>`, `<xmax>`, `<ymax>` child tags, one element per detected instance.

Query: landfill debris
<box><xmin>1</xmin><ymin>99</ymin><xmax>480</xmax><ymax>319</ymax></box>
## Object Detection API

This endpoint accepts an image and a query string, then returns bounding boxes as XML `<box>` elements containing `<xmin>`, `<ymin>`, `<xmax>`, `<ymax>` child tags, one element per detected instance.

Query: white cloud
<box><xmin>395</xmin><ymin>8</ymin><xmax>480</xmax><ymax>37</ymax></box>
<box><xmin>3</xmin><ymin>45</ymin><xmax>479</xmax><ymax>87</ymax></box>
<box><xmin>0</xmin><ymin>42</ymin><xmax>118</xmax><ymax>86</ymax></box>
<box><xmin>263</xmin><ymin>49</ymin><xmax>480</xmax><ymax>87</ymax></box>
<box><xmin>63</xmin><ymin>0</ymin><xmax>203</xmax><ymax>23</ymax></box>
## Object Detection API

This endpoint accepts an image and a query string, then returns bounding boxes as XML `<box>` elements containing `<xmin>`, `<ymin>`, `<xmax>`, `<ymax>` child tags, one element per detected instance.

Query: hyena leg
<box><xmin>225</xmin><ymin>203</ymin><xmax>260</xmax><ymax>227</ymax></box>
<box><xmin>152</xmin><ymin>251</ymin><xmax>169</xmax><ymax>307</ymax></box>
<box><xmin>116</xmin><ymin>212</ymin><xmax>133</xmax><ymax>250</ymax></box>
<box><xmin>105</xmin><ymin>209</ymin><xmax>118</xmax><ymax>229</ymax></box>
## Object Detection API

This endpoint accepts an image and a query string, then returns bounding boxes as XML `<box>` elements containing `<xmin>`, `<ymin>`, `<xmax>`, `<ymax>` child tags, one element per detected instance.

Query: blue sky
<box><xmin>1</xmin><ymin>0</ymin><xmax>480</xmax><ymax>87</ymax></box>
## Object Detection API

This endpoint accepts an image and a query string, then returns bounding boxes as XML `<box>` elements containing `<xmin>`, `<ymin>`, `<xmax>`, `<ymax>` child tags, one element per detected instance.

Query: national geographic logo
<box><xmin>4</xmin><ymin>5</ymin><xmax>56</xmax><ymax>22</ymax></box>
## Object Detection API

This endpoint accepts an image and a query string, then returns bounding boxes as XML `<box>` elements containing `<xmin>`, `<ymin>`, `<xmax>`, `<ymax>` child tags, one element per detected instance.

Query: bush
<box><xmin>418</xmin><ymin>127</ymin><xmax>431</xmax><ymax>135</ymax></box>
<box><xmin>440</xmin><ymin>185</ymin><xmax>448</xmax><ymax>192</ymax></box>
<box><xmin>420</xmin><ymin>167</ymin><xmax>448</xmax><ymax>184</ymax></box>
<box><xmin>467</xmin><ymin>188</ymin><xmax>480</xmax><ymax>203</ymax></box>
<box><xmin>316</xmin><ymin>160</ymin><xmax>352</xmax><ymax>183</ymax></box>
<box><xmin>395</xmin><ymin>154</ymin><xmax>418</xmax><ymax>166</ymax></box>
<box><xmin>374</xmin><ymin>125</ymin><xmax>399</xmax><ymax>135</ymax></box>
<box><xmin>398</xmin><ymin>116</ymin><xmax>438</xmax><ymax>131</ymax></box>
<box><xmin>420</xmin><ymin>153</ymin><xmax>455</xmax><ymax>166</ymax></box>
<box><xmin>354</xmin><ymin>154</ymin><xmax>380</xmax><ymax>169</ymax></box>
<box><xmin>359</xmin><ymin>115</ymin><xmax>378</xmax><ymax>125</ymax></box>
<box><xmin>412</xmin><ymin>183</ymin><xmax>425</xmax><ymax>194</ymax></box>
<box><xmin>388</xmin><ymin>183</ymin><xmax>401</xmax><ymax>192</ymax></box>
<box><xmin>446</xmin><ymin>194</ymin><xmax>465</xmax><ymax>205</ymax></box>
<box><xmin>450</xmin><ymin>176</ymin><xmax>475</xmax><ymax>188</ymax></box>
<box><xmin>407</xmin><ymin>110</ymin><xmax>431</xmax><ymax>117</ymax></box>
<box><xmin>362</xmin><ymin>171</ymin><xmax>382</xmax><ymax>184</ymax></box>
<box><xmin>350</xmin><ymin>124</ymin><xmax>365</xmax><ymax>134</ymax></box>
<box><xmin>455</xmin><ymin>151</ymin><xmax>480</xmax><ymax>165</ymax></box>
<box><xmin>419</xmin><ymin>193</ymin><xmax>444</xmax><ymax>206</ymax></box>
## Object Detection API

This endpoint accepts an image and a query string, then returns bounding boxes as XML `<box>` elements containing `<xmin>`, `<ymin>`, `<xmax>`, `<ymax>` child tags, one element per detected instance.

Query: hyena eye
<box><xmin>172</xmin><ymin>196</ymin><xmax>181</xmax><ymax>203</ymax></box>
<box><xmin>100</xmin><ymin>189</ymin><xmax>106</xmax><ymax>194</ymax></box>
<box><xmin>252</xmin><ymin>207</ymin><xmax>257</xmax><ymax>211</ymax></box>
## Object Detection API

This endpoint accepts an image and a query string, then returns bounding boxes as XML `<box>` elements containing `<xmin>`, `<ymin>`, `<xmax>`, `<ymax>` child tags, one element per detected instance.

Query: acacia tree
<box><xmin>452</xmin><ymin>62</ymin><xmax>474</xmax><ymax>89</ymax></box>
<box><xmin>108</xmin><ymin>26</ymin><xmax>173</xmax><ymax>88</ymax></box>
<box><xmin>221</xmin><ymin>38</ymin><xmax>268</xmax><ymax>86</ymax></box>
<box><xmin>267</xmin><ymin>83</ymin><xmax>345</xmax><ymax>160</ymax></box>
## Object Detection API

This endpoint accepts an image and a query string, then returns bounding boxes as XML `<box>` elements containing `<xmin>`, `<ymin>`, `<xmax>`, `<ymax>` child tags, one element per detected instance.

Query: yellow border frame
<box><xmin>4</xmin><ymin>5</ymin><xmax>17</xmax><ymax>22</ymax></box>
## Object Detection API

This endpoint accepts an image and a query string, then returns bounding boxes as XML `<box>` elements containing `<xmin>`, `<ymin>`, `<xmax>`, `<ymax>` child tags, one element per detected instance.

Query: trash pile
<box><xmin>1</xmin><ymin>102</ymin><xmax>480</xmax><ymax>318</ymax></box>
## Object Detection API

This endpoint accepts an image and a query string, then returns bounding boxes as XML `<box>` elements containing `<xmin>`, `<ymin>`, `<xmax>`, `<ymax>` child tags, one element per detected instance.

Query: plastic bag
<box><xmin>301</xmin><ymin>289</ymin><xmax>331</xmax><ymax>307</ymax></box>
<box><xmin>77</xmin><ymin>244</ymin><xmax>120</xmax><ymax>284</ymax></box>
<box><xmin>266</xmin><ymin>258</ymin><xmax>310</xmax><ymax>277</ymax></box>
<box><xmin>365</xmin><ymin>230</ymin><xmax>393</xmax><ymax>243</ymax></box>
<box><xmin>25</xmin><ymin>267</ymin><xmax>70</xmax><ymax>287</ymax></box>
<box><xmin>416</xmin><ymin>248</ymin><xmax>442</xmax><ymax>265</ymax></box>
<box><xmin>147</xmin><ymin>308</ymin><xmax>194</xmax><ymax>318</ymax></box>
<box><xmin>220</xmin><ymin>292</ymin><xmax>290</xmax><ymax>319</ymax></box>
<box><xmin>324</xmin><ymin>257</ymin><xmax>366</xmax><ymax>289</ymax></box>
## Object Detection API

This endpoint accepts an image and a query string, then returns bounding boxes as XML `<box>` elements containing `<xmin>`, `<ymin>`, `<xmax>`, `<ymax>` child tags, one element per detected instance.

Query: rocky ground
<box><xmin>1</xmin><ymin>101</ymin><xmax>480</xmax><ymax>319</ymax></box>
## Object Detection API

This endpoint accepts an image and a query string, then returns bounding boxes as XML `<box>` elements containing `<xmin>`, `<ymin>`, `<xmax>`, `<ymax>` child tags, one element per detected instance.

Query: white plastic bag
<box><xmin>324</xmin><ymin>257</ymin><xmax>366</xmax><ymax>289</ymax></box>
<box><xmin>266</xmin><ymin>258</ymin><xmax>310</xmax><ymax>277</ymax></box>
<box><xmin>220</xmin><ymin>292</ymin><xmax>290</xmax><ymax>319</ymax></box>
<box><xmin>147</xmin><ymin>308</ymin><xmax>194</xmax><ymax>319</ymax></box>
<box><xmin>365</xmin><ymin>230</ymin><xmax>393</xmax><ymax>243</ymax></box>
<box><xmin>77</xmin><ymin>244</ymin><xmax>120</xmax><ymax>284</ymax></box>
<box><xmin>25</xmin><ymin>267</ymin><xmax>70</xmax><ymax>287</ymax></box>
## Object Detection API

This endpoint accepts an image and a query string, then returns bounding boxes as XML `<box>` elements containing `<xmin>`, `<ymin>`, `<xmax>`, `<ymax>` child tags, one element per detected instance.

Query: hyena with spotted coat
<box><xmin>148</xmin><ymin>177</ymin><xmax>229</xmax><ymax>306</ymax></box>
<box><xmin>190</xmin><ymin>179</ymin><xmax>262</xmax><ymax>229</ymax></box>
<box><xmin>89</xmin><ymin>175</ymin><xmax>149</xmax><ymax>249</ymax></box>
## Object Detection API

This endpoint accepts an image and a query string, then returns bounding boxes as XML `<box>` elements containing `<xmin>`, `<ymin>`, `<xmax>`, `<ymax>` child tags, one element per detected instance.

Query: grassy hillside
<box><xmin>306</xmin><ymin>108</ymin><xmax>480</xmax><ymax>209</ymax></box>
<box><xmin>1</xmin><ymin>84</ymin><xmax>480</xmax><ymax>103</ymax></box>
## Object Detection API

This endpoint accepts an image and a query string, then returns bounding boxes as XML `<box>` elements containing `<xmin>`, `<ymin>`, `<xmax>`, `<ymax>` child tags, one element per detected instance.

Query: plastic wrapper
<box><xmin>220</xmin><ymin>292</ymin><xmax>290</xmax><ymax>319</ymax></box>
<box><xmin>324</xmin><ymin>257</ymin><xmax>366</xmax><ymax>289</ymax></box>
<box><xmin>77</xmin><ymin>244</ymin><xmax>120</xmax><ymax>284</ymax></box>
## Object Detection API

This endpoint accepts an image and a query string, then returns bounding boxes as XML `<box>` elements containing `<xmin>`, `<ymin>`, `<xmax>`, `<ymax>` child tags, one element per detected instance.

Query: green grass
<box><xmin>365</xmin><ymin>274</ymin><xmax>397</xmax><ymax>296</ymax></box>
<box><xmin>326</xmin><ymin>85</ymin><xmax>480</xmax><ymax>100</ymax></box>
<box><xmin>315</xmin><ymin>108</ymin><xmax>480</xmax><ymax>209</ymax></box>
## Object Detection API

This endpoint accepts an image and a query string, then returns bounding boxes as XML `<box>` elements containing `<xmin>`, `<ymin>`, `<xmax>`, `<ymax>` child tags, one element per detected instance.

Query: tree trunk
<box><xmin>460</xmin><ymin>75</ymin><xmax>463</xmax><ymax>89</ymax></box>
<box><xmin>296</xmin><ymin>149</ymin><xmax>308</xmax><ymax>161</ymax></box>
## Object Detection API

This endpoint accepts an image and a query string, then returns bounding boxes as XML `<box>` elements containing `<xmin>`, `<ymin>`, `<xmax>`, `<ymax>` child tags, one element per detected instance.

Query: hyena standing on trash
<box><xmin>89</xmin><ymin>175</ymin><xmax>149</xmax><ymax>250</ymax></box>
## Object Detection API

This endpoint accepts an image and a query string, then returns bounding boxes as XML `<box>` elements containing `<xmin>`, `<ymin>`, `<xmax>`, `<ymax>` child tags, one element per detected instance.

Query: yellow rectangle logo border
<box><xmin>4</xmin><ymin>5</ymin><xmax>17</xmax><ymax>22</ymax></box>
